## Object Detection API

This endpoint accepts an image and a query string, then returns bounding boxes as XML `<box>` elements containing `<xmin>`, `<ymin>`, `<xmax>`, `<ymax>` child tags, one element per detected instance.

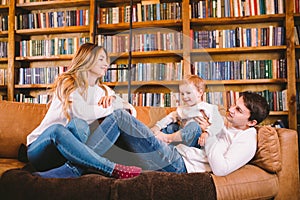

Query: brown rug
<box><xmin>0</xmin><ymin>164</ymin><xmax>216</xmax><ymax>200</ymax></box>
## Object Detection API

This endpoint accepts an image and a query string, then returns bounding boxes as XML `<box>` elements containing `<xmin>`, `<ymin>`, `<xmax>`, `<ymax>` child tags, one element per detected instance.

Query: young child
<box><xmin>151</xmin><ymin>75</ymin><xmax>223</xmax><ymax>147</ymax></box>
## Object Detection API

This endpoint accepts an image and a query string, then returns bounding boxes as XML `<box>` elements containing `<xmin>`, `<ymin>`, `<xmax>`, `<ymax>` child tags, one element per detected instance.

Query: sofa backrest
<box><xmin>0</xmin><ymin>101</ymin><xmax>47</xmax><ymax>158</ymax></box>
<box><xmin>0</xmin><ymin>101</ymin><xmax>284</xmax><ymax>175</ymax></box>
<box><xmin>135</xmin><ymin>106</ymin><xmax>176</xmax><ymax>127</ymax></box>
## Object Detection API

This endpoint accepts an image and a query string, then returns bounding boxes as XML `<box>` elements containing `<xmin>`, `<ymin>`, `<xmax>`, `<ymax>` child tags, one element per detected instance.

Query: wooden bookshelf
<box><xmin>2</xmin><ymin>0</ymin><xmax>298</xmax><ymax>129</ymax></box>
<box><xmin>96</xmin><ymin>0</ymin><xmax>297</xmax><ymax>129</ymax></box>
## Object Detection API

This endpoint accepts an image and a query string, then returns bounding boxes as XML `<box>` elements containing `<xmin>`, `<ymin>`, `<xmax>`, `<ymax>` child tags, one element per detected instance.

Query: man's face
<box><xmin>226</xmin><ymin>96</ymin><xmax>253</xmax><ymax>130</ymax></box>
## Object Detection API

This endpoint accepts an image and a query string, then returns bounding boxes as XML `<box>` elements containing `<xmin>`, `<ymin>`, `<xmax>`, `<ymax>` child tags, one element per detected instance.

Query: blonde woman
<box><xmin>27</xmin><ymin>43</ymin><xmax>141</xmax><ymax>179</ymax></box>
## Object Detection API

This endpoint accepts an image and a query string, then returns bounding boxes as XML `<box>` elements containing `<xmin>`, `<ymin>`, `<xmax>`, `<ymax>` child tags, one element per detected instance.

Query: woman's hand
<box><xmin>123</xmin><ymin>102</ymin><xmax>137</xmax><ymax>117</ymax></box>
<box><xmin>98</xmin><ymin>96</ymin><xmax>114</xmax><ymax>108</ymax></box>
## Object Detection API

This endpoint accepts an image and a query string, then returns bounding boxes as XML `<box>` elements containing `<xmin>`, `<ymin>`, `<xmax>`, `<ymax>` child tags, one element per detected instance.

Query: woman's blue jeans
<box><xmin>27</xmin><ymin>118</ymin><xmax>117</xmax><ymax>176</ymax></box>
<box><xmin>86</xmin><ymin>109</ymin><xmax>188</xmax><ymax>173</ymax></box>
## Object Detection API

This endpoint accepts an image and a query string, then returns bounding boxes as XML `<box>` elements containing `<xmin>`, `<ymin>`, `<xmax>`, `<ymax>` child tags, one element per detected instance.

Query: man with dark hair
<box><xmin>87</xmin><ymin>91</ymin><xmax>270</xmax><ymax>176</ymax></box>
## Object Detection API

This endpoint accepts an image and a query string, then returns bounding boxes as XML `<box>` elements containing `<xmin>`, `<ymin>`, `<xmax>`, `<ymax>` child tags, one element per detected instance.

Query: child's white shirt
<box><xmin>155</xmin><ymin>102</ymin><xmax>223</xmax><ymax>136</ymax></box>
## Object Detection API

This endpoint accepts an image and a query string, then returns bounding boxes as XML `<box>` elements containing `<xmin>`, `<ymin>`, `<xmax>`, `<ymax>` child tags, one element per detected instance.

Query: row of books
<box><xmin>17</xmin><ymin>58</ymin><xmax>288</xmax><ymax>85</ymax></box>
<box><xmin>293</xmin><ymin>25</ymin><xmax>300</xmax><ymax>45</ymax></box>
<box><xmin>15</xmin><ymin>93</ymin><xmax>50</xmax><ymax>104</ymax></box>
<box><xmin>193</xmin><ymin>59</ymin><xmax>286</xmax><ymax>80</ymax></box>
<box><xmin>0</xmin><ymin>68</ymin><xmax>7</xmax><ymax>86</ymax></box>
<box><xmin>192</xmin><ymin>26</ymin><xmax>285</xmax><ymax>49</ymax></box>
<box><xmin>0</xmin><ymin>41</ymin><xmax>7</xmax><ymax>58</ymax></box>
<box><xmin>98</xmin><ymin>2</ymin><xmax>181</xmax><ymax>24</ymax></box>
<box><xmin>119</xmin><ymin>92</ymin><xmax>179</xmax><ymax>108</ymax></box>
<box><xmin>12</xmin><ymin>87</ymin><xmax>289</xmax><ymax>112</ymax></box>
<box><xmin>0</xmin><ymin>15</ymin><xmax>8</xmax><ymax>31</ymax></box>
<box><xmin>295</xmin><ymin>0</ymin><xmax>300</xmax><ymax>13</ymax></box>
<box><xmin>102</xmin><ymin>61</ymin><xmax>183</xmax><ymax>83</ymax></box>
<box><xmin>0</xmin><ymin>95</ymin><xmax>5</xmax><ymax>101</ymax></box>
<box><xmin>12</xmin><ymin>89</ymin><xmax>289</xmax><ymax>112</ymax></box>
<box><xmin>218</xmin><ymin>89</ymin><xmax>288</xmax><ymax>111</ymax></box>
<box><xmin>97</xmin><ymin>32</ymin><xmax>182</xmax><ymax>53</ymax></box>
<box><xmin>117</xmin><ymin>89</ymin><xmax>288</xmax><ymax>111</ymax></box>
<box><xmin>294</xmin><ymin>59</ymin><xmax>300</xmax><ymax>79</ymax></box>
<box><xmin>18</xmin><ymin>37</ymin><xmax>90</xmax><ymax>57</ymax></box>
<box><xmin>18</xmin><ymin>66</ymin><xmax>68</xmax><ymax>85</ymax></box>
<box><xmin>16</xmin><ymin>9</ymin><xmax>90</xmax><ymax>30</ymax></box>
<box><xmin>191</xmin><ymin>0</ymin><xmax>284</xmax><ymax>18</ymax></box>
<box><xmin>0</xmin><ymin>0</ymin><xmax>7</xmax><ymax>5</ymax></box>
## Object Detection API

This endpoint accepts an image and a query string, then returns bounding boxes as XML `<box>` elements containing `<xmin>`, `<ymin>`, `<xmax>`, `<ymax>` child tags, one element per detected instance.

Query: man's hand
<box><xmin>194</xmin><ymin>116</ymin><xmax>210</xmax><ymax>132</ymax></box>
<box><xmin>98</xmin><ymin>96</ymin><xmax>114</xmax><ymax>108</ymax></box>
<box><xmin>198</xmin><ymin>131</ymin><xmax>209</xmax><ymax>146</ymax></box>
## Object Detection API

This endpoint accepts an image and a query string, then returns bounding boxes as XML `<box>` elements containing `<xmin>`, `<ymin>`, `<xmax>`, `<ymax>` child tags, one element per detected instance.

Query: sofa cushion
<box><xmin>250</xmin><ymin>126</ymin><xmax>282</xmax><ymax>173</ymax></box>
<box><xmin>0</xmin><ymin>101</ymin><xmax>47</xmax><ymax>158</ymax></box>
<box><xmin>0</xmin><ymin>158</ymin><xmax>26</xmax><ymax>177</ymax></box>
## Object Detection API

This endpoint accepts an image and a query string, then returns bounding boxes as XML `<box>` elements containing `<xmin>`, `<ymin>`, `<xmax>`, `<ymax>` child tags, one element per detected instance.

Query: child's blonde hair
<box><xmin>49</xmin><ymin>43</ymin><xmax>108</xmax><ymax>121</ymax></box>
<box><xmin>180</xmin><ymin>75</ymin><xmax>206</xmax><ymax>100</ymax></box>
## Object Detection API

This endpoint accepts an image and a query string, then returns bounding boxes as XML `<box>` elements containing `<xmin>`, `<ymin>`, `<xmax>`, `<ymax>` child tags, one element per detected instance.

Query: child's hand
<box><xmin>198</xmin><ymin>131</ymin><xmax>209</xmax><ymax>146</ymax></box>
<box><xmin>98</xmin><ymin>96</ymin><xmax>114</xmax><ymax>108</ymax></box>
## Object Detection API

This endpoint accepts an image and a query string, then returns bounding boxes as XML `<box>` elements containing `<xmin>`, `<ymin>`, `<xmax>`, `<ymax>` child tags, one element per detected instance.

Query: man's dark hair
<box><xmin>241</xmin><ymin>91</ymin><xmax>270</xmax><ymax>124</ymax></box>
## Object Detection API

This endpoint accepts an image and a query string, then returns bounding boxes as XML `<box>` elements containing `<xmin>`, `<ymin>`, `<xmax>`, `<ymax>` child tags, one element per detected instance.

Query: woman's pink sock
<box><xmin>111</xmin><ymin>164</ymin><xmax>142</xmax><ymax>179</ymax></box>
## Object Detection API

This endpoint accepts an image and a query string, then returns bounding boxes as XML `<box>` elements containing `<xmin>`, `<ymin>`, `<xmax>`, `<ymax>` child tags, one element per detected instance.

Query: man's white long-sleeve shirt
<box><xmin>175</xmin><ymin>126</ymin><xmax>257</xmax><ymax>176</ymax></box>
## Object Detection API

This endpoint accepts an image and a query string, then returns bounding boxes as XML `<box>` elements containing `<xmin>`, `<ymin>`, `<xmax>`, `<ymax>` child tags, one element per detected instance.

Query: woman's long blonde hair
<box><xmin>49</xmin><ymin>43</ymin><xmax>108</xmax><ymax>121</ymax></box>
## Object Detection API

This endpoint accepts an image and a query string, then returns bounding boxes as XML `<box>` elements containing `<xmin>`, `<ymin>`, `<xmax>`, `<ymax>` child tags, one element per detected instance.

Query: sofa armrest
<box><xmin>275</xmin><ymin>128</ymin><xmax>299</xmax><ymax>200</ymax></box>
<box><xmin>212</xmin><ymin>165</ymin><xmax>279</xmax><ymax>200</ymax></box>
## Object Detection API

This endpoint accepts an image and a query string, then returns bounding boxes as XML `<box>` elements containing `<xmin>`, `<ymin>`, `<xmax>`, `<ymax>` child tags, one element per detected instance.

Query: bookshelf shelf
<box><xmin>190</xmin><ymin>14</ymin><xmax>286</xmax><ymax>25</ymax></box>
<box><xmin>0</xmin><ymin>5</ymin><xmax>8</xmax><ymax>12</ymax></box>
<box><xmin>16</xmin><ymin>0</ymin><xmax>90</xmax><ymax>10</ymax></box>
<box><xmin>109</xmin><ymin>50</ymin><xmax>183</xmax><ymax>59</ymax></box>
<box><xmin>191</xmin><ymin>46</ymin><xmax>287</xmax><ymax>54</ymax></box>
<box><xmin>0</xmin><ymin>58</ymin><xmax>8</xmax><ymax>62</ymax></box>
<box><xmin>16</xmin><ymin>26</ymin><xmax>90</xmax><ymax>35</ymax></box>
<box><xmin>16</xmin><ymin>55</ymin><xmax>74</xmax><ymax>61</ymax></box>
<box><xmin>98</xmin><ymin>20</ymin><xmax>183</xmax><ymax>32</ymax></box>
<box><xmin>269</xmin><ymin>111</ymin><xmax>289</xmax><ymax>116</ymax></box>
<box><xmin>15</xmin><ymin>84</ymin><xmax>51</xmax><ymax>89</ymax></box>
<box><xmin>205</xmin><ymin>79</ymin><xmax>287</xmax><ymax>85</ymax></box>
<box><xmin>105</xmin><ymin>80</ymin><xmax>181</xmax><ymax>87</ymax></box>
<box><xmin>0</xmin><ymin>31</ymin><xmax>8</xmax><ymax>37</ymax></box>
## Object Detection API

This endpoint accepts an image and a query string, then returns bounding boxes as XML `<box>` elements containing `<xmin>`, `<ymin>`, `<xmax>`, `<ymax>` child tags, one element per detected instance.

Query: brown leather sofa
<box><xmin>0</xmin><ymin>101</ymin><xmax>299</xmax><ymax>200</ymax></box>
